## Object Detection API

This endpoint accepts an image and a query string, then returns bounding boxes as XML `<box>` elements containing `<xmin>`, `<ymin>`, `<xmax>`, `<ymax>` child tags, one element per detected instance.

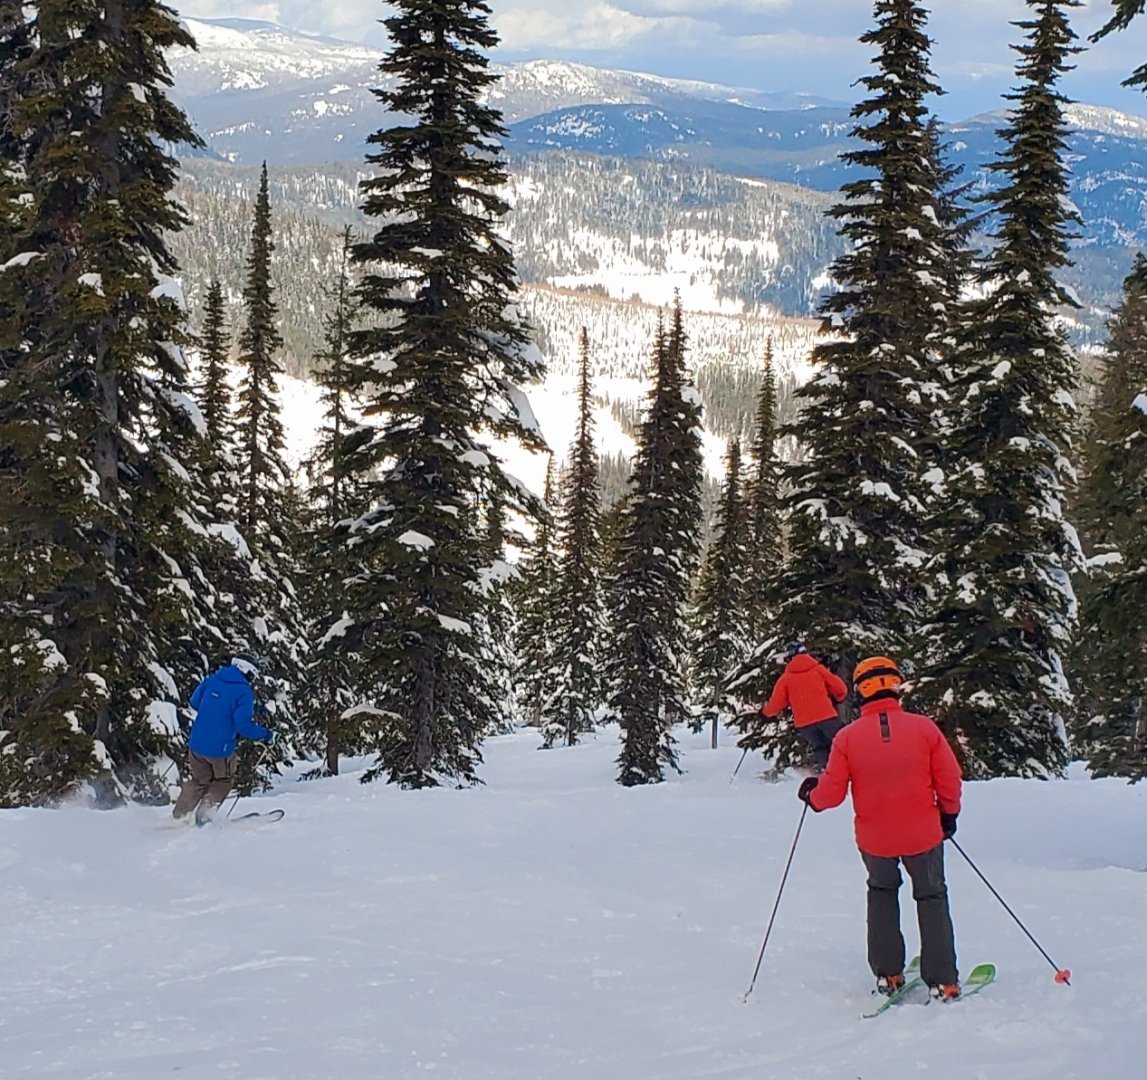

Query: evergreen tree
<box><xmin>1091</xmin><ymin>1</ymin><xmax>1147</xmax><ymax>91</ymax></box>
<box><xmin>229</xmin><ymin>162</ymin><xmax>304</xmax><ymax>785</ymax></box>
<box><xmin>235</xmin><ymin>163</ymin><xmax>288</xmax><ymax>537</ymax></box>
<box><xmin>480</xmin><ymin>496</ymin><xmax>520</xmax><ymax>736</ymax></box>
<box><xmin>914</xmin><ymin>0</ymin><xmax>1083</xmax><ymax>777</ymax></box>
<box><xmin>299</xmin><ymin>228</ymin><xmax>365</xmax><ymax>775</ymax></box>
<box><xmin>542</xmin><ymin>328</ymin><xmax>606</xmax><ymax>748</ymax></box>
<box><xmin>343</xmin><ymin>0</ymin><xmax>545</xmax><ymax>787</ymax></box>
<box><xmin>606</xmin><ymin>302</ymin><xmax>704</xmax><ymax>785</ymax></box>
<box><xmin>513</xmin><ymin>459</ymin><xmax>557</xmax><ymax>728</ymax></box>
<box><xmin>691</xmin><ymin>439</ymin><xmax>749</xmax><ymax>747</ymax></box>
<box><xmin>0</xmin><ymin>1</ymin><xmax>32</xmax><ymax>256</ymax></box>
<box><xmin>197</xmin><ymin>279</ymin><xmax>232</xmax><ymax>445</ymax></box>
<box><xmin>742</xmin><ymin>341</ymin><xmax>785</xmax><ymax>648</ymax></box>
<box><xmin>1071</xmin><ymin>256</ymin><xmax>1147</xmax><ymax>780</ymax></box>
<box><xmin>775</xmin><ymin>0</ymin><xmax>963</xmax><ymax>697</ymax></box>
<box><xmin>0</xmin><ymin>1</ymin><xmax>222</xmax><ymax>805</ymax></box>
<box><xmin>727</xmin><ymin>342</ymin><xmax>800</xmax><ymax>767</ymax></box>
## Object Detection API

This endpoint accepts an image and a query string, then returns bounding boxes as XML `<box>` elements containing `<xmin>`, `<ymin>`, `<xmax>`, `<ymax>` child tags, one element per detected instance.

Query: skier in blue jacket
<box><xmin>172</xmin><ymin>654</ymin><xmax>273</xmax><ymax>825</ymax></box>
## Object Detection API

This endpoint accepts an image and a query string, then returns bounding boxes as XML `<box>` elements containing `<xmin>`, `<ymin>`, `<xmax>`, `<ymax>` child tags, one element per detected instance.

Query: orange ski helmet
<box><xmin>853</xmin><ymin>656</ymin><xmax>903</xmax><ymax>701</ymax></box>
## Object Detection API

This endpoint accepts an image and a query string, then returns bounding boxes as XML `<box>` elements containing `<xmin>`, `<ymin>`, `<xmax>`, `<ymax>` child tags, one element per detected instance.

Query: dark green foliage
<box><xmin>914</xmin><ymin>0</ymin><xmax>1082</xmax><ymax>778</ymax></box>
<box><xmin>0</xmin><ymin>0</ymin><xmax>225</xmax><ymax>805</ymax></box>
<box><xmin>1091</xmin><ymin>1</ymin><xmax>1147</xmax><ymax>91</ymax></box>
<box><xmin>691</xmin><ymin>439</ymin><xmax>749</xmax><ymax>745</ymax></box>
<box><xmin>513</xmin><ymin>460</ymin><xmax>557</xmax><ymax>728</ymax></box>
<box><xmin>235</xmin><ymin>163</ymin><xmax>289</xmax><ymax>537</ymax></box>
<box><xmin>1072</xmin><ymin>255</ymin><xmax>1147</xmax><ymax>781</ymax></box>
<box><xmin>542</xmin><ymin>329</ymin><xmax>606</xmax><ymax>748</ymax></box>
<box><xmin>727</xmin><ymin>342</ymin><xmax>801</xmax><ymax>766</ymax></box>
<box><xmin>342</xmin><ymin>0</ymin><xmax>545</xmax><ymax>787</ymax></box>
<box><xmin>776</xmin><ymin>0</ymin><xmax>962</xmax><ymax>693</ymax></box>
<box><xmin>226</xmin><ymin>162</ymin><xmax>304</xmax><ymax>784</ymax></box>
<box><xmin>197</xmin><ymin>279</ymin><xmax>232</xmax><ymax>445</ymax></box>
<box><xmin>606</xmin><ymin>302</ymin><xmax>704</xmax><ymax>785</ymax></box>
<box><xmin>742</xmin><ymin>341</ymin><xmax>785</xmax><ymax>647</ymax></box>
<box><xmin>298</xmin><ymin>228</ymin><xmax>366</xmax><ymax>775</ymax></box>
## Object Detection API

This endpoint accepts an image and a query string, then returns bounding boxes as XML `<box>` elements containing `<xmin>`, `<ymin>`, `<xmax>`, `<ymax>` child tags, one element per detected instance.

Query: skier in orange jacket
<box><xmin>798</xmin><ymin>655</ymin><xmax>963</xmax><ymax>999</ymax></box>
<box><xmin>760</xmin><ymin>642</ymin><xmax>848</xmax><ymax>770</ymax></box>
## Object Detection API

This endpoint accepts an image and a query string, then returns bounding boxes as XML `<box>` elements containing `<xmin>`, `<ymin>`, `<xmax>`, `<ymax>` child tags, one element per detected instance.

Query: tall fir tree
<box><xmin>727</xmin><ymin>342</ymin><xmax>799</xmax><ymax>766</ymax></box>
<box><xmin>914</xmin><ymin>0</ymin><xmax>1083</xmax><ymax>777</ymax></box>
<box><xmin>230</xmin><ymin>160</ymin><xmax>304</xmax><ymax>782</ymax></box>
<box><xmin>774</xmin><ymin>0</ymin><xmax>963</xmax><ymax>697</ymax></box>
<box><xmin>197</xmin><ymin>279</ymin><xmax>232</xmax><ymax>445</ymax></box>
<box><xmin>299</xmin><ymin>227</ymin><xmax>365</xmax><ymax>775</ymax></box>
<box><xmin>0</xmin><ymin>1</ymin><xmax>226</xmax><ymax>805</ymax></box>
<box><xmin>606</xmin><ymin>301</ymin><xmax>704</xmax><ymax>785</ymax></box>
<box><xmin>235</xmin><ymin>162</ymin><xmax>288</xmax><ymax>538</ymax></box>
<box><xmin>541</xmin><ymin>328</ymin><xmax>606</xmax><ymax>748</ymax></box>
<box><xmin>343</xmin><ymin>0</ymin><xmax>545</xmax><ymax>787</ymax></box>
<box><xmin>193</xmin><ymin>277</ymin><xmax>237</xmax><ymax>518</ymax></box>
<box><xmin>691</xmin><ymin>438</ymin><xmax>750</xmax><ymax>747</ymax></box>
<box><xmin>1070</xmin><ymin>256</ymin><xmax>1147</xmax><ymax>780</ymax></box>
<box><xmin>742</xmin><ymin>341</ymin><xmax>785</xmax><ymax>648</ymax></box>
<box><xmin>512</xmin><ymin>459</ymin><xmax>557</xmax><ymax>728</ymax></box>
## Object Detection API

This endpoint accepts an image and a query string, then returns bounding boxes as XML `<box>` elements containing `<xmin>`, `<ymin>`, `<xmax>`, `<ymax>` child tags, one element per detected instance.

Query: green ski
<box><xmin>862</xmin><ymin>955</ymin><xmax>923</xmax><ymax>1018</ymax></box>
<box><xmin>953</xmin><ymin>962</ymin><xmax>996</xmax><ymax>1001</ymax></box>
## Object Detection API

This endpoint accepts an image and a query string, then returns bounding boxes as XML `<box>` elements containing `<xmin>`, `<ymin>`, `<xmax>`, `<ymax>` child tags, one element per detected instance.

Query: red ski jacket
<box><xmin>762</xmin><ymin>654</ymin><xmax>847</xmax><ymax>729</ymax></box>
<box><xmin>809</xmin><ymin>698</ymin><xmax>962</xmax><ymax>858</ymax></box>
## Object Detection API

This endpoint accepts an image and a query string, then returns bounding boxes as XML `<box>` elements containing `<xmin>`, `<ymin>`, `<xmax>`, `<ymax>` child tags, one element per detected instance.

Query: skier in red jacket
<box><xmin>797</xmin><ymin>655</ymin><xmax>964</xmax><ymax>1000</ymax></box>
<box><xmin>760</xmin><ymin>642</ymin><xmax>848</xmax><ymax>770</ymax></box>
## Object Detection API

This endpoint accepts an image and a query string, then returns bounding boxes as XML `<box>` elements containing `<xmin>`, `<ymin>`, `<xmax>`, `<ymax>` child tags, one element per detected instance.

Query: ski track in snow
<box><xmin>2</xmin><ymin>729</ymin><xmax>1145</xmax><ymax>1079</ymax></box>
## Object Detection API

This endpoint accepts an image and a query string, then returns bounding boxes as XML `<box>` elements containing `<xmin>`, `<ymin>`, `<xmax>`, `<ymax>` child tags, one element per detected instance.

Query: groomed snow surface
<box><xmin>3</xmin><ymin>727</ymin><xmax>1144</xmax><ymax>1079</ymax></box>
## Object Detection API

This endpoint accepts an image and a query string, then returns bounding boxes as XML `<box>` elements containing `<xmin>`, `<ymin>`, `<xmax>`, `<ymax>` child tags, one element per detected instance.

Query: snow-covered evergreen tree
<box><xmin>776</xmin><ymin>0</ymin><xmax>962</xmax><ymax>692</ymax></box>
<box><xmin>299</xmin><ymin>228</ymin><xmax>365</xmax><ymax>775</ymax></box>
<box><xmin>513</xmin><ymin>459</ymin><xmax>557</xmax><ymax>728</ymax></box>
<box><xmin>913</xmin><ymin>0</ymin><xmax>1083</xmax><ymax>777</ymax></box>
<box><xmin>236</xmin><ymin>163</ymin><xmax>289</xmax><ymax>537</ymax></box>
<box><xmin>742</xmin><ymin>341</ymin><xmax>785</xmax><ymax>649</ymax></box>
<box><xmin>726</xmin><ymin>343</ymin><xmax>800</xmax><ymax>766</ymax></box>
<box><xmin>606</xmin><ymin>302</ymin><xmax>703</xmax><ymax>785</ymax></box>
<box><xmin>0</xmin><ymin>1</ymin><xmax>224</xmax><ymax>805</ymax></box>
<box><xmin>1071</xmin><ymin>256</ymin><xmax>1147</xmax><ymax>781</ymax></box>
<box><xmin>231</xmin><ymin>160</ymin><xmax>304</xmax><ymax>781</ymax></box>
<box><xmin>342</xmin><ymin>0</ymin><xmax>545</xmax><ymax>787</ymax></box>
<box><xmin>196</xmin><ymin>279</ymin><xmax>232</xmax><ymax>446</ymax></box>
<box><xmin>542</xmin><ymin>328</ymin><xmax>606</xmax><ymax>748</ymax></box>
<box><xmin>691</xmin><ymin>439</ymin><xmax>749</xmax><ymax>747</ymax></box>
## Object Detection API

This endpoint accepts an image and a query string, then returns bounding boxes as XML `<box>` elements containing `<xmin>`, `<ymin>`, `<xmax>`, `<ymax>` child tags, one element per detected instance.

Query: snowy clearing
<box><xmin>2</xmin><ymin>728</ymin><xmax>1144</xmax><ymax>1079</ymax></box>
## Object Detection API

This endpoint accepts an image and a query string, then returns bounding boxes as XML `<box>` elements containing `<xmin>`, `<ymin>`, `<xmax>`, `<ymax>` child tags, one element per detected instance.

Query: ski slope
<box><xmin>2</xmin><ymin>727</ymin><xmax>1144</xmax><ymax>1079</ymax></box>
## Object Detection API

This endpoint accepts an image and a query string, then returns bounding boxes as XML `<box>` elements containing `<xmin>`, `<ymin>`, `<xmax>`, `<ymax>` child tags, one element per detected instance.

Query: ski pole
<box><xmin>742</xmin><ymin>802</ymin><xmax>809</xmax><ymax>1002</ymax></box>
<box><xmin>730</xmin><ymin>746</ymin><xmax>750</xmax><ymax>784</ymax></box>
<box><xmin>224</xmin><ymin>741</ymin><xmax>271</xmax><ymax>820</ymax></box>
<box><xmin>948</xmin><ymin>837</ymin><xmax>1071</xmax><ymax>986</ymax></box>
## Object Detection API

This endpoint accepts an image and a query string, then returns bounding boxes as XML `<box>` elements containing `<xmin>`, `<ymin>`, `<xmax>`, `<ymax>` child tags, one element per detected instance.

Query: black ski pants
<box><xmin>798</xmin><ymin>716</ymin><xmax>843</xmax><ymax>771</ymax></box>
<box><xmin>861</xmin><ymin>843</ymin><xmax>958</xmax><ymax>987</ymax></box>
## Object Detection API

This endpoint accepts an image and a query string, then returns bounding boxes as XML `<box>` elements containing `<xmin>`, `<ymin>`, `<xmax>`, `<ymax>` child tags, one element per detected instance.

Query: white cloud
<box><xmin>496</xmin><ymin>2</ymin><xmax>697</xmax><ymax>51</ymax></box>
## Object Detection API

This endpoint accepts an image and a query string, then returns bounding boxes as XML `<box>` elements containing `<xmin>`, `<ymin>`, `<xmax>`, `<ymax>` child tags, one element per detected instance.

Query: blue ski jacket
<box><xmin>188</xmin><ymin>666</ymin><xmax>271</xmax><ymax>758</ymax></box>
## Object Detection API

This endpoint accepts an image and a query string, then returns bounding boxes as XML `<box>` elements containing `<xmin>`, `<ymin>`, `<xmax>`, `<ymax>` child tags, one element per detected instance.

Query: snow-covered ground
<box><xmin>3</xmin><ymin>727</ymin><xmax>1144</xmax><ymax>1078</ymax></box>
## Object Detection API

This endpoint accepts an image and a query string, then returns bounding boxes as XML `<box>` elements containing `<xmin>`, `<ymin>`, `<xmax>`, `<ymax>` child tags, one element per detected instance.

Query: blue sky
<box><xmin>185</xmin><ymin>1</ymin><xmax>1147</xmax><ymax>120</ymax></box>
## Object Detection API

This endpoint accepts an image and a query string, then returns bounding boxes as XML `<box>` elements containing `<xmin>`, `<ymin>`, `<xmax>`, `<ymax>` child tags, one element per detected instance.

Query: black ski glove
<box><xmin>940</xmin><ymin>811</ymin><xmax>958</xmax><ymax>839</ymax></box>
<box><xmin>798</xmin><ymin>776</ymin><xmax>819</xmax><ymax>806</ymax></box>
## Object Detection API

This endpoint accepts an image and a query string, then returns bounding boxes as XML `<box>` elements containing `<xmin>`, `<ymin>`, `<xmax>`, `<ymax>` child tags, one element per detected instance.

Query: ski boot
<box><xmin>930</xmin><ymin>982</ymin><xmax>961</xmax><ymax>1001</ymax></box>
<box><xmin>876</xmin><ymin>973</ymin><xmax>906</xmax><ymax>996</ymax></box>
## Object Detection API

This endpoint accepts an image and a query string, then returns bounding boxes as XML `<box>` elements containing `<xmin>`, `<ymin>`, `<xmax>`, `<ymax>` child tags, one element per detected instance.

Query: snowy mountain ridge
<box><xmin>169</xmin><ymin>17</ymin><xmax>841</xmax><ymax>122</ymax></box>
